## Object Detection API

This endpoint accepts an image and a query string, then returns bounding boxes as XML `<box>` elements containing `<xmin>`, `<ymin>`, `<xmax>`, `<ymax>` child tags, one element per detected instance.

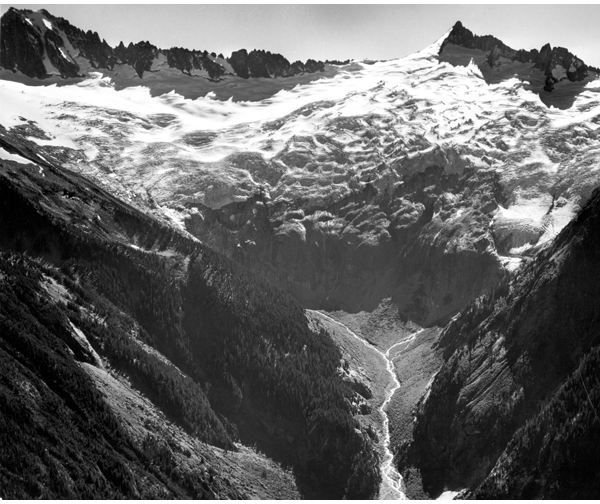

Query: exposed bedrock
<box><xmin>187</xmin><ymin>163</ymin><xmax>507</xmax><ymax>326</ymax></box>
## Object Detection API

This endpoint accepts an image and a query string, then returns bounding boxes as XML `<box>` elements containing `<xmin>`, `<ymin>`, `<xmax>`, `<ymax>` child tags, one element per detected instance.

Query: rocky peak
<box><xmin>438</xmin><ymin>21</ymin><xmax>599</xmax><ymax>108</ymax></box>
<box><xmin>442</xmin><ymin>21</ymin><xmax>473</xmax><ymax>47</ymax></box>
<box><xmin>441</xmin><ymin>21</ymin><xmax>513</xmax><ymax>55</ymax></box>
<box><xmin>0</xmin><ymin>7</ymin><xmax>113</xmax><ymax>77</ymax></box>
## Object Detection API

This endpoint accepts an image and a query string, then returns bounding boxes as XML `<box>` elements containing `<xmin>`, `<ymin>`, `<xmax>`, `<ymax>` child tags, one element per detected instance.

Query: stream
<box><xmin>314</xmin><ymin>311</ymin><xmax>424</xmax><ymax>500</ymax></box>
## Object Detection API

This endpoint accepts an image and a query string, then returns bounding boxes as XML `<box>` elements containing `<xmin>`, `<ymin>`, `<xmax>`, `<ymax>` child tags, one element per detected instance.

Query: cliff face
<box><xmin>1</xmin><ymin>8</ymin><xmax>47</xmax><ymax>77</ymax></box>
<box><xmin>402</xmin><ymin>186</ymin><xmax>600</xmax><ymax>497</ymax></box>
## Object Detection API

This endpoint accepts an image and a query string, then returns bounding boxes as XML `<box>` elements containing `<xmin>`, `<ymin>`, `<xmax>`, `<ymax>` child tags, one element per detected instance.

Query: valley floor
<box><xmin>307</xmin><ymin>304</ymin><xmax>444</xmax><ymax>499</ymax></box>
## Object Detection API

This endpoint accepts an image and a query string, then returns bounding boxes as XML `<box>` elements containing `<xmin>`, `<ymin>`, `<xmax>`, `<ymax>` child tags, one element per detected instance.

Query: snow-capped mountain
<box><xmin>1</xmin><ymin>7</ymin><xmax>600</xmax><ymax>500</ymax></box>
<box><xmin>2</xmin><ymin>11</ymin><xmax>599</xmax><ymax>325</ymax></box>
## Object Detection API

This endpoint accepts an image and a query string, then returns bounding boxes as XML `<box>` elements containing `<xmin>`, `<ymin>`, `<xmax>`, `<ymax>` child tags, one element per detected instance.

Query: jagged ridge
<box><xmin>0</xmin><ymin>7</ymin><xmax>325</xmax><ymax>80</ymax></box>
<box><xmin>442</xmin><ymin>21</ymin><xmax>598</xmax><ymax>79</ymax></box>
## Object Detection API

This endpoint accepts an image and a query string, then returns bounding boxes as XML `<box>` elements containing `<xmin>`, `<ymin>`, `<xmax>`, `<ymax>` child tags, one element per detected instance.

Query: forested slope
<box><xmin>402</xmin><ymin>187</ymin><xmax>600</xmax><ymax>497</ymax></box>
<box><xmin>0</xmin><ymin>131</ymin><xmax>379</xmax><ymax>498</ymax></box>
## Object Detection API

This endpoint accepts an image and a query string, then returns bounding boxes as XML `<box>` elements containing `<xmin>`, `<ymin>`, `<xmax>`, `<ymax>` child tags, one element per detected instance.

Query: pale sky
<box><xmin>3</xmin><ymin>4</ymin><xmax>600</xmax><ymax>66</ymax></box>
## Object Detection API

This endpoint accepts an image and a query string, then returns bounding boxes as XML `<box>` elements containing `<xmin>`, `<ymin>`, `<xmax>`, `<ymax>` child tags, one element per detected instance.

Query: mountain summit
<box><xmin>439</xmin><ymin>20</ymin><xmax>599</xmax><ymax>108</ymax></box>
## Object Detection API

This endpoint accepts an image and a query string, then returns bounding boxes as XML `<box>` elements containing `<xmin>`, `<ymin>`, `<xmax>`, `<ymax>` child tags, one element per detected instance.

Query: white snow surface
<box><xmin>68</xmin><ymin>320</ymin><xmax>103</xmax><ymax>367</ymax></box>
<box><xmin>437</xmin><ymin>489</ymin><xmax>464</xmax><ymax>500</ymax></box>
<box><xmin>1</xmin><ymin>31</ymin><xmax>599</xmax><ymax>261</ymax></box>
<box><xmin>0</xmin><ymin>147</ymin><xmax>35</xmax><ymax>165</ymax></box>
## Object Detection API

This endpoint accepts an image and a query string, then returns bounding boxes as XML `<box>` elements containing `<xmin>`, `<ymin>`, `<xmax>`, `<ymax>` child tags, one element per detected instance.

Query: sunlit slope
<box><xmin>402</xmin><ymin>185</ymin><xmax>600</xmax><ymax>498</ymax></box>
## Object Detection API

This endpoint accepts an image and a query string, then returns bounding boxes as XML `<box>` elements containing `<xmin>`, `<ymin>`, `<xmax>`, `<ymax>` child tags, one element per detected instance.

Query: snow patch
<box><xmin>493</xmin><ymin>193</ymin><xmax>578</xmax><ymax>257</ymax></box>
<box><xmin>159</xmin><ymin>205</ymin><xmax>188</xmax><ymax>231</ymax></box>
<box><xmin>496</xmin><ymin>195</ymin><xmax>550</xmax><ymax>226</ymax></box>
<box><xmin>493</xmin><ymin>195</ymin><xmax>551</xmax><ymax>252</ymax></box>
<box><xmin>68</xmin><ymin>320</ymin><xmax>103</xmax><ymax>367</ymax></box>
<box><xmin>59</xmin><ymin>47</ymin><xmax>72</xmax><ymax>62</ymax></box>
<box><xmin>0</xmin><ymin>147</ymin><xmax>34</xmax><ymax>165</ymax></box>
<box><xmin>538</xmin><ymin>197</ymin><xmax>578</xmax><ymax>246</ymax></box>
<box><xmin>498</xmin><ymin>254</ymin><xmax>524</xmax><ymax>272</ymax></box>
<box><xmin>437</xmin><ymin>489</ymin><xmax>464</xmax><ymax>500</ymax></box>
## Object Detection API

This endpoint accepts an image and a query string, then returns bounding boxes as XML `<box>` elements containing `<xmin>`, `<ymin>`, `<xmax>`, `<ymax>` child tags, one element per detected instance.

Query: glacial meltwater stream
<box><xmin>314</xmin><ymin>311</ymin><xmax>424</xmax><ymax>500</ymax></box>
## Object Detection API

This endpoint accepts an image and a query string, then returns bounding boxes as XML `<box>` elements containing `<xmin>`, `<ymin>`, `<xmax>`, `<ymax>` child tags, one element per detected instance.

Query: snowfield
<box><xmin>1</xmin><ymin>31</ymin><xmax>599</xmax><ymax>267</ymax></box>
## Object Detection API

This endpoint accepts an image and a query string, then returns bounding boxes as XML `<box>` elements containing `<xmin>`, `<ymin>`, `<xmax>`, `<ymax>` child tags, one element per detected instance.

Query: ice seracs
<box><xmin>1</xmin><ymin>23</ymin><xmax>599</xmax><ymax>273</ymax></box>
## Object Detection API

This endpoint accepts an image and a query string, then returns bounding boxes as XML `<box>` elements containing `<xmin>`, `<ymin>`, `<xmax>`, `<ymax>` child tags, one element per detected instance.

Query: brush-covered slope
<box><xmin>0</xmin><ymin>252</ymin><xmax>273</xmax><ymax>499</ymax></box>
<box><xmin>401</xmin><ymin>185</ymin><xmax>600</xmax><ymax>497</ymax></box>
<box><xmin>0</xmin><ymin>129</ymin><xmax>379</xmax><ymax>499</ymax></box>
<box><xmin>0</xmin><ymin>7</ymin><xmax>330</xmax><ymax>100</ymax></box>
<box><xmin>471</xmin><ymin>345</ymin><xmax>600</xmax><ymax>499</ymax></box>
